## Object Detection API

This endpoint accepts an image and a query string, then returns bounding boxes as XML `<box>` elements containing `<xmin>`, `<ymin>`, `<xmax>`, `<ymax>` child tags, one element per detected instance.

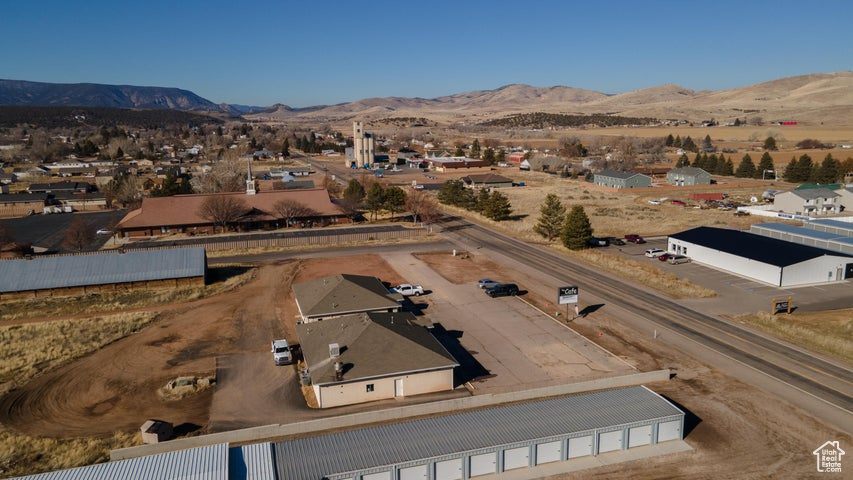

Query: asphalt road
<box><xmin>437</xmin><ymin>216</ymin><xmax>853</xmax><ymax>434</ymax></box>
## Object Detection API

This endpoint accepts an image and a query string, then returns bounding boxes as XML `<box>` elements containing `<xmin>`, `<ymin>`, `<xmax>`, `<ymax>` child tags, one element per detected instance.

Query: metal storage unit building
<box><xmin>750</xmin><ymin>223</ymin><xmax>853</xmax><ymax>255</ymax></box>
<box><xmin>803</xmin><ymin>218</ymin><xmax>853</xmax><ymax>237</ymax></box>
<box><xmin>669</xmin><ymin>226</ymin><xmax>853</xmax><ymax>287</ymax></box>
<box><xmin>272</xmin><ymin>385</ymin><xmax>685</xmax><ymax>480</ymax></box>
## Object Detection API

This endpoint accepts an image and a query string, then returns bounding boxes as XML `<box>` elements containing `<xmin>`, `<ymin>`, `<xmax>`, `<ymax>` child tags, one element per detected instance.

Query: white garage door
<box><xmin>535</xmin><ymin>441</ymin><xmax>562</xmax><ymax>465</ymax></box>
<box><xmin>628</xmin><ymin>425</ymin><xmax>652</xmax><ymax>448</ymax></box>
<box><xmin>598</xmin><ymin>430</ymin><xmax>623</xmax><ymax>453</ymax></box>
<box><xmin>658</xmin><ymin>420</ymin><xmax>682</xmax><ymax>442</ymax></box>
<box><xmin>503</xmin><ymin>446</ymin><xmax>529</xmax><ymax>470</ymax></box>
<box><xmin>398</xmin><ymin>465</ymin><xmax>427</xmax><ymax>480</ymax></box>
<box><xmin>568</xmin><ymin>436</ymin><xmax>592</xmax><ymax>458</ymax></box>
<box><xmin>363</xmin><ymin>471</ymin><xmax>391</xmax><ymax>480</ymax></box>
<box><xmin>434</xmin><ymin>459</ymin><xmax>462</xmax><ymax>480</ymax></box>
<box><xmin>469</xmin><ymin>453</ymin><xmax>496</xmax><ymax>477</ymax></box>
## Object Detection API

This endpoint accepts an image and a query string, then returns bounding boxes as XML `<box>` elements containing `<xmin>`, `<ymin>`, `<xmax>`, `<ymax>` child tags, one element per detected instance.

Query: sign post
<box><xmin>558</xmin><ymin>286</ymin><xmax>579</xmax><ymax>319</ymax></box>
<box><xmin>771</xmin><ymin>296</ymin><xmax>793</xmax><ymax>314</ymax></box>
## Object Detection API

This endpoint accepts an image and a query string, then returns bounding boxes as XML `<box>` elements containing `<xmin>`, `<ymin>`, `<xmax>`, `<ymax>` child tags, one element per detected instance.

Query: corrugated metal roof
<box><xmin>0</xmin><ymin>247</ymin><xmax>206</xmax><ymax>293</ymax></box>
<box><xmin>273</xmin><ymin>386</ymin><xmax>683</xmax><ymax>480</ymax></box>
<box><xmin>229</xmin><ymin>443</ymin><xmax>276</xmax><ymax>480</ymax></box>
<box><xmin>13</xmin><ymin>443</ymin><xmax>227</xmax><ymax>480</ymax></box>
<box><xmin>806</xmin><ymin>219</ymin><xmax>853</xmax><ymax>237</ymax></box>
<box><xmin>750</xmin><ymin>223</ymin><xmax>853</xmax><ymax>253</ymax></box>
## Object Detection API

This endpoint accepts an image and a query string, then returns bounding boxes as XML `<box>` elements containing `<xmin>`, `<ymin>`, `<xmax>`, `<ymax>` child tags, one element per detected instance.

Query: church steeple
<box><xmin>246</xmin><ymin>160</ymin><xmax>256</xmax><ymax>195</ymax></box>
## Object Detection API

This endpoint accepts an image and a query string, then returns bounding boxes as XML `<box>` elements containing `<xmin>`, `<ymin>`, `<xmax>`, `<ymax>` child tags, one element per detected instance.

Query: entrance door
<box><xmin>394</xmin><ymin>378</ymin><xmax>404</xmax><ymax>397</ymax></box>
<box><xmin>845</xmin><ymin>263</ymin><xmax>853</xmax><ymax>279</ymax></box>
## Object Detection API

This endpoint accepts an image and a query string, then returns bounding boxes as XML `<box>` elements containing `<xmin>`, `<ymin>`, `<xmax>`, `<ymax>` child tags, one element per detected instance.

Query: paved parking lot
<box><xmin>611</xmin><ymin>238</ymin><xmax>853</xmax><ymax>314</ymax></box>
<box><xmin>385</xmin><ymin>253</ymin><xmax>635</xmax><ymax>395</ymax></box>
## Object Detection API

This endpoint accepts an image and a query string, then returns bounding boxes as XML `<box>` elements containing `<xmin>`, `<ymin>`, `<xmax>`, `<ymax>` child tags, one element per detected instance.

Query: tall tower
<box><xmin>352</xmin><ymin>121</ymin><xmax>375</xmax><ymax>169</ymax></box>
<box><xmin>246</xmin><ymin>160</ymin><xmax>256</xmax><ymax>195</ymax></box>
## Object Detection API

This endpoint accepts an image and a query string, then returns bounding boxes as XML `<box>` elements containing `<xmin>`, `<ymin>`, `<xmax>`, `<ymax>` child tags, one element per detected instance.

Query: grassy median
<box><xmin>734</xmin><ymin>309</ymin><xmax>853</xmax><ymax>363</ymax></box>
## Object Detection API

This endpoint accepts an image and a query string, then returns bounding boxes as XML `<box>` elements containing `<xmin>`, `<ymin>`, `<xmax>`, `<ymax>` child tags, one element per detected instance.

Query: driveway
<box><xmin>384</xmin><ymin>253</ymin><xmax>635</xmax><ymax>395</ymax></box>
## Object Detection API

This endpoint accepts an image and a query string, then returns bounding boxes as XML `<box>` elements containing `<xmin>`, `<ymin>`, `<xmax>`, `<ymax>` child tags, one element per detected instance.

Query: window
<box><xmin>366</xmin><ymin>384</ymin><xmax>374</xmax><ymax>392</ymax></box>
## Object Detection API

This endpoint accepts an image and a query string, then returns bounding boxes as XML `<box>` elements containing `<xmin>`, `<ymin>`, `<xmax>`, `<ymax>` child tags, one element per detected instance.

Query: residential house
<box><xmin>773</xmin><ymin>188</ymin><xmax>841</xmax><ymax>216</ymax></box>
<box><xmin>593</xmin><ymin>170</ymin><xmax>652</xmax><ymax>189</ymax></box>
<box><xmin>460</xmin><ymin>173</ymin><xmax>514</xmax><ymax>189</ymax></box>
<box><xmin>27</xmin><ymin>181</ymin><xmax>95</xmax><ymax>194</ymax></box>
<box><xmin>292</xmin><ymin>274</ymin><xmax>402</xmax><ymax>323</ymax></box>
<box><xmin>833</xmin><ymin>186</ymin><xmax>853</xmax><ymax>211</ymax></box>
<box><xmin>667</xmin><ymin>167</ymin><xmax>711</xmax><ymax>186</ymax></box>
<box><xmin>295</xmin><ymin>311</ymin><xmax>458</xmax><ymax>408</ymax></box>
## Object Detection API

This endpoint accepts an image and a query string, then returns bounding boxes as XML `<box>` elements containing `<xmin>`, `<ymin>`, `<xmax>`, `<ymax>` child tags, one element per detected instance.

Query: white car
<box><xmin>391</xmin><ymin>284</ymin><xmax>424</xmax><ymax>296</ymax></box>
<box><xmin>645</xmin><ymin>248</ymin><xmax>666</xmax><ymax>258</ymax></box>
<box><xmin>96</xmin><ymin>228</ymin><xmax>113</xmax><ymax>235</ymax></box>
<box><xmin>271</xmin><ymin>339</ymin><xmax>292</xmax><ymax>365</ymax></box>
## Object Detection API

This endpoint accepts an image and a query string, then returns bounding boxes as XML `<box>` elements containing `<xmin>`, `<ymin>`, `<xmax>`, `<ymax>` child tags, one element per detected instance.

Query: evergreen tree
<box><xmin>115</xmin><ymin>147</ymin><xmax>124</xmax><ymax>159</ymax></box>
<box><xmin>816</xmin><ymin>154</ymin><xmax>840</xmax><ymax>183</ymax></box>
<box><xmin>763</xmin><ymin>136</ymin><xmax>777</xmax><ymax>151</ymax></box>
<box><xmin>343</xmin><ymin>178</ymin><xmax>365</xmax><ymax>203</ymax></box>
<box><xmin>437</xmin><ymin>180</ymin><xmax>474</xmax><ymax>208</ymax></box>
<box><xmin>735</xmin><ymin>154</ymin><xmax>756</xmax><ymax>178</ymax></box>
<box><xmin>561</xmin><ymin>206</ymin><xmax>593</xmax><ymax>251</ymax></box>
<box><xmin>533</xmin><ymin>193</ymin><xmax>566</xmax><ymax>242</ymax></box>
<box><xmin>383</xmin><ymin>186</ymin><xmax>407</xmax><ymax>220</ymax></box>
<box><xmin>702</xmin><ymin>135</ymin><xmax>713</xmax><ymax>152</ymax></box>
<box><xmin>281</xmin><ymin>138</ymin><xmax>290</xmax><ymax>157</ymax></box>
<box><xmin>705</xmin><ymin>154</ymin><xmax>719</xmax><ymax>174</ymax></box>
<box><xmin>783</xmin><ymin>156</ymin><xmax>799</xmax><ymax>182</ymax></box>
<box><xmin>454</xmin><ymin>145</ymin><xmax>465</xmax><ymax>157</ymax></box>
<box><xmin>483</xmin><ymin>191</ymin><xmax>512</xmax><ymax>221</ymax></box>
<box><xmin>794</xmin><ymin>154</ymin><xmax>813</xmax><ymax>182</ymax></box>
<box><xmin>474</xmin><ymin>189</ymin><xmax>491</xmax><ymax>213</ymax></box>
<box><xmin>722</xmin><ymin>157</ymin><xmax>735</xmax><ymax>176</ymax></box>
<box><xmin>470</xmin><ymin>139</ymin><xmax>481</xmax><ymax>159</ymax></box>
<box><xmin>665</xmin><ymin>134</ymin><xmax>674</xmax><ymax>147</ymax></box>
<box><xmin>691</xmin><ymin>153</ymin><xmax>703</xmax><ymax>169</ymax></box>
<box><xmin>734</xmin><ymin>118</ymin><xmax>741</xmax><ymax>126</ymax></box>
<box><xmin>482</xmin><ymin>147</ymin><xmax>496</xmax><ymax>164</ymax></box>
<box><xmin>681</xmin><ymin>136</ymin><xmax>697</xmax><ymax>152</ymax></box>
<box><xmin>675</xmin><ymin>153</ymin><xmax>690</xmax><ymax>168</ymax></box>
<box><xmin>757</xmin><ymin>152</ymin><xmax>775</xmax><ymax>179</ymax></box>
<box><xmin>364</xmin><ymin>183</ymin><xmax>385</xmax><ymax>221</ymax></box>
<box><xmin>673</xmin><ymin>135</ymin><xmax>682</xmax><ymax>148</ymax></box>
<box><xmin>495</xmin><ymin>149</ymin><xmax>506</xmax><ymax>163</ymax></box>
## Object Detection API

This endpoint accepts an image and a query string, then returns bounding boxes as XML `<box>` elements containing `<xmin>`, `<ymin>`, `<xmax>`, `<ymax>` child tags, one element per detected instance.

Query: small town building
<box><xmin>668</xmin><ymin>226</ymin><xmax>853</xmax><ymax>286</ymax></box>
<box><xmin>460</xmin><ymin>173</ymin><xmax>514</xmax><ymax>189</ymax></box>
<box><xmin>291</xmin><ymin>274</ymin><xmax>402</xmax><ymax>323</ymax></box>
<box><xmin>295</xmin><ymin>311</ymin><xmax>458</xmax><ymax>408</ymax></box>
<box><xmin>0</xmin><ymin>247</ymin><xmax>207</xmax><ymax>300</ymax></box>
<box><xmin>772</xmin><ymin>188</ymin><xmax>841</xmax><ymax>216</ymax></box>
<box><xmin>750</xmin><ymin>222</ymin><xmax>853</xmax><ymax>255</ymax></box>
<box><xmin>667</xmin><ymin>167</ymin><xmax>711</xmax><ymax>186</ymax></box>
<box><xmin>425</xmin><ymin>157</ymin><xmax>491</xmax><ymax>172</ymax></box>
<box><xmin>27</xmin><ymin>181</ymin><xmax>95</xmax><ymax>194</ymax></box>
<box><xmin>593</xmin><ymin>170</ymin><xmax>652</xmax><ymax>189</ymax></box>
<box><xmin>835</xmin><ymin>186</ymin><xmax>853</xmax><ymax>211</ymax></box>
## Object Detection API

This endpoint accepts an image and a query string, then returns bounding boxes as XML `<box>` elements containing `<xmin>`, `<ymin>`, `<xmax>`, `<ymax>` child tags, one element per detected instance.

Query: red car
<box><xmin>624</xmin><ymin>234</ymin><xmax>646</xmax><ymax>244</ymax></box>
<box><xmin>671</xmin><ymin>200</ymin><xmax>686</xmax><ymax>206</ymax></box>
<box><xmin>658</xmin><ymin>253</ymin><xmax>670</xmax><ymax>261</ymax></box>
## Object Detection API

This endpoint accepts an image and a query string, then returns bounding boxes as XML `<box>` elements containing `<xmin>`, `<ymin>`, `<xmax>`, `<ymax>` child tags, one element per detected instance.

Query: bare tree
<box><xmin>191</xmin><ymin>153</ymin><xmax>246</xmax><ymax>193</ymax></box>
<box><xmin>63</xmin><ymin>216</ymin><xmax>95</xmax><ymax>251</ymax></box>
<box><xmin>272</xmin><ymin>199</ymin><xmax>318</xmax><ymax>227</ymax></box>
<box><xmin>405</xmin><ymin>189</ymin><xmax>441</xmax><ymax>225</ymax></box>
<box><xmin>321</xmin><ymin>174</ymin><xmax>342</xmax><ymax>198</ymax></box>
<box><xmin>198</xmin><ymin>195</ymin><xmax>248</xmax><ymax>233</ymax></box>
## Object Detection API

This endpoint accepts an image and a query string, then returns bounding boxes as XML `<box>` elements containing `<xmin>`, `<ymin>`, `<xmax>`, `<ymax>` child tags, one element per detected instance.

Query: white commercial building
<box><xmin>668</xmin><ymin>226</ymin><xmax>853</xmax><ymax>287</ymax></box>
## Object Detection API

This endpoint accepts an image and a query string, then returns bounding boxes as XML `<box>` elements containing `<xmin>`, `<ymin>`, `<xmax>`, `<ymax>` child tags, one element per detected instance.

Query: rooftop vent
<box><xmin>329</xmin><ymin>343</ymin><xmax>340</xmax><ymax>358</ymax></box>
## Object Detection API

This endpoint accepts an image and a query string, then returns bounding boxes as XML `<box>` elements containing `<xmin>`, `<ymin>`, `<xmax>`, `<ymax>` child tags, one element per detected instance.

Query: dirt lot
<box><xmin>1</xmin><ymin>249</ymin><xmax>849</xmax><ymax>478</ymax></box>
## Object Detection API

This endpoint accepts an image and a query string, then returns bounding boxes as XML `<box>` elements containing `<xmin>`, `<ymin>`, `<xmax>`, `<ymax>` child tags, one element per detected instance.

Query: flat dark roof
<box><xmin>669</xmin><ymin>226</ymin><xmax>852</xmax><ymax>267</ymax></box>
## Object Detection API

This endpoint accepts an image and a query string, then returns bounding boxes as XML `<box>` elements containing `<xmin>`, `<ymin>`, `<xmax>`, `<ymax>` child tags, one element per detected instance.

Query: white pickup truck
<box><xmin>271</xmin><ymin>339</ymin><xmax>292</xmax><ymax>365</ymax></box>
<box><xmin>390</xmin><ymin>283</ymin><xmax>424</xmax><ymax>296</ymax></box>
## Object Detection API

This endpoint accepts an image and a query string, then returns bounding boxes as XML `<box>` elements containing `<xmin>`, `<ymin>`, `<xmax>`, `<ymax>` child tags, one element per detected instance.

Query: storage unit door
<box><xmin>469</xmin><ymin>453</ymin><xmax>497</xmax><ymax>477</ymax></box>
<box><xmin>628</xmin><ymin>425</ymin><xmax>652</xmax><ymax>448</ymax></box>
<box><xmin>363</xmin><ymin>472</ymin><xmax>392</xmax><ymax>480</ymax></box>
<box><xmin>598</xmin><ymin>430</ymin><xmax>623</xmax><ymax>453</ymax></box>
<box><xmin>434</xmin><ymin>459</ymin><xmax>462</xmax><ymax>480</ymax></box>
<box><xmin>535</xmin><ymin>441</ymin><xmax>562</xmax><ymax>465</ymax></box>
<box><xmin>503</xmin><ymin>446</ymin><xmax>530</xmax><ymax>470</ymax></box>
<box><xmin>398</xmin><ymin>465</ymin><xmax>427</xmax><ymax>480</ymax></box>
<box><xmin>657</xmin><ymin>420</ymin><xmax>682</xmax><ymax>442</ymax></box>
<box><xmin>567</xmin><ymin>436</ymin><xmax>592</xmax><ymax>458</ymax></box>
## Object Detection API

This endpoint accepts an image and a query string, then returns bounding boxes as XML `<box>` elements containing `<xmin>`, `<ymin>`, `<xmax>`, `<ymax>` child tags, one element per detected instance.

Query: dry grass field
<box><xmin>732</xmin><ymin>309</ymin><xmax>853</xmax><ymax>364</ymax></box>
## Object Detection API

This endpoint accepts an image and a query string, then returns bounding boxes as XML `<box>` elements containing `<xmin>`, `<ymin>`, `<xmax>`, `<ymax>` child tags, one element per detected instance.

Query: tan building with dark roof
<box><xmin>296</xmin><ymin>312</ymin><xmax>458</xmax><ymax>408</ymax></box>
<box><xmin>292</xmin><ymin>274</ymin><xmax>402</xmax><ymax>323</ymax></box>
<box><xmin>116</xmin><ymin>188</ymin><xmax>348</xmax><ymax>237</ymax></box>
<box><xmin>460</xmin><ymin>173</ymin><xmax>514</xmax><ymax>189</ymax></box>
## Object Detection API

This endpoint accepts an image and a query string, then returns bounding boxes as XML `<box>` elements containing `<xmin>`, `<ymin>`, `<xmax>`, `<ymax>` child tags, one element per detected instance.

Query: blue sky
<box><xmin>2</xmin><ymin>1</ymin><xmax>851</xmax><ymax>107</ymax></box>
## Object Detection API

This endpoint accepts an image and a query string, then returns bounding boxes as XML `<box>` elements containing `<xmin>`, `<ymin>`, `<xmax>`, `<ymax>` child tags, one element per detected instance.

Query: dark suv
<box><xmin>485</xmin><ymin>283</ymin><xmax>519</xmax><ymax>297</ymax></box>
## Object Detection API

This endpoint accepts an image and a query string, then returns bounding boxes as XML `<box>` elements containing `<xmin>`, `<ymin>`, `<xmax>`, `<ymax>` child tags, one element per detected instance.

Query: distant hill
<box><xmin>247</xmin><ymin>72</ymin><xmax>853</xmax><ymax>126</ymax></box>
<box><xmin>0</xmin><ymin>79</ymin><xmax>223</xmax><ymax>112</ymax></box>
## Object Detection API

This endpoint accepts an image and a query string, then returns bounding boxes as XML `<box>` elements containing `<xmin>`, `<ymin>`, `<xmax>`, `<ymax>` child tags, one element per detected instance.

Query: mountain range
<box><xmin>2</xmin><ymin>72</ymin><xmax>852</xmax><ymax>125</ymax></box>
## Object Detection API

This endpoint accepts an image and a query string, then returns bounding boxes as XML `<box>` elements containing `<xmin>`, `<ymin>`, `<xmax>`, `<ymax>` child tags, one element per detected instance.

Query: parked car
<box><xmin>391</xmin><ymin>284</ymin><xmax>424</xmax><ymax>296</ymax></box>
<box><xmin>625</xmin><ymin>234</ymin><xmax>646</xmax><ymax>244</ymax></box>
<box><xmin>271</xmin><ymin>339</ymin><xmax>292</xmax><ymax>366</ymax></box>
<box><xmin>587</xmin><ymin>237</ymin><xmax>610</xmax><ymax>247</ymax></box>
<box><xmin>96</xmin><ymin>228</ymin><xmax>113</xmax><ymax>235</ymax></box>
<box><xmin>607</xmin><ymin>237</ymin><xmax>626</xmax><ymax>246</ymax></box>
<box><xmin>671</xmin><ymin>200</ymin><xmax>686</xmax><ymax>206</ymax></box>
<box><xmin>477</xmin><ymin>278</ymin><xmax>500</xmax><ymax>289</ymax></box>
<box><xmin>647</xmin><ymin>199</ymin><xmax>661</xmax><ymax>205</ymax></box>
<box><xmin>645</xmin><ymin>248</ymin><xmax>666</xmax><ymax>258</ymax></box>
<box><xmin>657</xmin><ymin>253</ymin><xmax>670</xmax><ymax>261</ymax></box>
<box><xmin>668</xmin><ymin>254</ymin><xmax>691</xmax><ymax>264</ymax></box>
<box><xmin>485</xmin><ymin>283</ymin><xmax>519</xmax><ymax>297</ymax></box>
